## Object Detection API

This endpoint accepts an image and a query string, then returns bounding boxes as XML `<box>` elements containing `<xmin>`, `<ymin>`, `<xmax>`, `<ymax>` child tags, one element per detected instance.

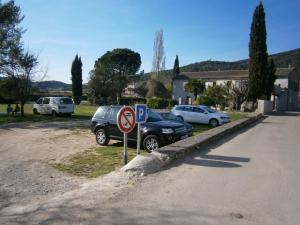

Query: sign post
<box><xmin>117</xmin><ymin>106</ymin><xmax>135</xmax><ymax>165</ymax></box>
<box><xmin>135</xmin><ymin>104</ymin><xmax>147</xmax><ymax>155</ymax></box>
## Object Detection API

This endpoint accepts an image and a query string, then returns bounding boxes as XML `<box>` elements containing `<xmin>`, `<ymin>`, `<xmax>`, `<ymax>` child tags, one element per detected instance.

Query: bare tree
<box><xmin>225</xmin><ymin>80</ymin><xmax>248</xmax><ymax>110</ymax></box>
<box><xmin>152</xmin><ymin>29</ymin><xmax>166</xmax><ymax>79</ymax></box>
<box><xmin>4</xmin><ymin>51</ymin><xmax>40</xmax><ymax>116</ymax></box>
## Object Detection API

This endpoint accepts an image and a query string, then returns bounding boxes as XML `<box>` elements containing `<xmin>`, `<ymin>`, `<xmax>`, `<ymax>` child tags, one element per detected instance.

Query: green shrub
<box><xmin>119</xmin><ymin>97</ymin><xmax>147</xmax><ymax>105</ymax></box>
<box><xmin>195</xmin><ymin>96</ymin><xmax>215</xmax><ymax>106</ymax></box>
<box><xmin>168</xmin><ymin>99</ymin><xmax>178</xmax><ymax>107</ymax></box>
<box><xmin>147</xmin><ymin>98</ymin><xmax>169</xmax><ymax>109</ymax></box>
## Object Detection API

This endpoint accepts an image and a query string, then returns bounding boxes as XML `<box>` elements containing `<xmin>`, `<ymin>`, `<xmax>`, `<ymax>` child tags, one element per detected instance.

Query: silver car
<box><xmin>171</xmin><ymin>105</ymin><xmax>230</xmax><ymax>127</ymax></box>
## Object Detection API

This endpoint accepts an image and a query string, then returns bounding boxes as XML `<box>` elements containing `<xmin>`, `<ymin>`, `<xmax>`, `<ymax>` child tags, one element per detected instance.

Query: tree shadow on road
<box><xmin>159</xmin><ymin>118</ymin><xmax>266</xmax><ymax>170</ymax></box>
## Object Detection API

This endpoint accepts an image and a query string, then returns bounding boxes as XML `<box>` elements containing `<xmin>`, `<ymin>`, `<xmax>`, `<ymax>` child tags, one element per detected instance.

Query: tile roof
<box><xmin>173</xmin><ymin>68</ymin><xmax>295</xmax><ymax>80</ymax></box>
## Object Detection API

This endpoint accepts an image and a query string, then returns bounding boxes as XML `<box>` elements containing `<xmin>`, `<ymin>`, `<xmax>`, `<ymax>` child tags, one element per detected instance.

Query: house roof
<box><xmin>173</xmin><ymin>67</ymin><xmax>295</xmax><ymax>81</ymax></box>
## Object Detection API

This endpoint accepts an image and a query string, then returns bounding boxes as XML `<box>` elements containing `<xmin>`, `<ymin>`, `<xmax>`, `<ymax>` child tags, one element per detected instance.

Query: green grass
<box><xmin>0</xmin><ymin>103</ymin><xmax>97</xmax><ymax>124</ymax></box>
<box><xmin>191</xmin><ymin>111</ymin><xmax>248</xmax><ymax>135</ymax></box>
<box><xmin>227</xmin><ymin>111</ymin><xmax>249</xmax><ymax>121</ymax></box>
<box><xmin>51</xmin><ymin>111</ymin><xmax>248</xmax><ymax>178</ymax></box>
<box><xmin>53</xmin><ymin>142</ymin><xmax>138</xmax><ymax>178</ymax></box>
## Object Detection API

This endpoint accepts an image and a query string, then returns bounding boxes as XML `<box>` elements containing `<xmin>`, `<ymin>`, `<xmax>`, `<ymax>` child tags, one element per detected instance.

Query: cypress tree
<box><xmin>248</xmin><ymin>2</ymin><xmax>269</xmax><ymax>101</ymax></box>
<box><xmin>173</xmin><ymin>54</ymin><xmax>180</xmax><ymax>76</ymax></box>
<box><xmin>71</xmin><ymin>54</ymin><xmax>83</xmax><ymax>105</ymax></box>
<box><xmin>264</xmin><ymin>58</ymin><xmax>276</xmax><ymax>100</ymax></box>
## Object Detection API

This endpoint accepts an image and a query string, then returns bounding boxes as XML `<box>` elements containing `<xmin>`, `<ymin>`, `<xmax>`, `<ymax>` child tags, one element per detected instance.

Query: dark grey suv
<box><xmin>91</xmin><ymin>106</ymin><xmax>189</xmax><ymax>152</ymax></box>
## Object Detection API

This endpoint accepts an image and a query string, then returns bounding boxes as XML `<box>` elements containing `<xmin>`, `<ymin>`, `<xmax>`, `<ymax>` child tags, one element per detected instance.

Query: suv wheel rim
<box><xmin>211</xmin><ymin>119</ymin><xmax>218</xmax><ymax>127</ymax></box>
<box><xmin>97</xmin><ymin>131</ymin><xmax>106</xmax><ymax>144</ymax></box>
<box><xmin>146</xmin><ymin>138</ymin><xmax>158</xmax><ymax>151</ymax></box>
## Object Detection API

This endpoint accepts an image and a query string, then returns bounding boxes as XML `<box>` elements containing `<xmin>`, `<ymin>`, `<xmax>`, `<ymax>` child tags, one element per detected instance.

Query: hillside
<box><xmin>32</xmin><ymin>80</ymin><xmax>71</xmax><ymax>91</ymax></box>
<box><xmin>180</xmin><ymin>48</ymin><xmax>300</xmax><ymax>72</ymax></box>
<box><xmin>142</xmin><ymin>48</ymin><xmax>300</xmax><ymax>86</ymax></box>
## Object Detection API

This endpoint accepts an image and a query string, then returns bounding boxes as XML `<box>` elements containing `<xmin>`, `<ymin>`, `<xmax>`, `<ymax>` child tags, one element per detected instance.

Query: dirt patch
<box><xmin>0</xmin><ymin>120</ymin><xmax>99</xmax><ymax>207</ymax></box>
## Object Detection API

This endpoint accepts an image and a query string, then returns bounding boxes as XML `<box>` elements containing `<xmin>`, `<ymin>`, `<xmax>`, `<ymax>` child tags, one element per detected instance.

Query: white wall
<box><xmin>257</xmin><ymin>100</ymin><xmax>273</xmax><ymax>114</ymax></box>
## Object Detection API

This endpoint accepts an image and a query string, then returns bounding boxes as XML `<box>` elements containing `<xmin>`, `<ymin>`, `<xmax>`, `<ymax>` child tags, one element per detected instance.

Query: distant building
<box><xmin>172</xmin><ymin>68</ymin><xmax>299</xmax><ymax>111</ymax></box>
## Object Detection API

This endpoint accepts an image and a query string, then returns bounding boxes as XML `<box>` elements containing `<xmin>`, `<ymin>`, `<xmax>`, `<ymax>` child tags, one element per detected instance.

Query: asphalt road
<box><xmin>1</xmin><ymin>112</ymin><xmax>300</xmax><ymax>225</ymax></box>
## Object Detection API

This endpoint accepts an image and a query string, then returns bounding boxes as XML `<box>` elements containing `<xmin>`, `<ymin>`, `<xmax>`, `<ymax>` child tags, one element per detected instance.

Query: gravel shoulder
<box><xmin>0</xmin><ymin>120</ymin><xmax>98</xmax><ymax>208</ymax></box>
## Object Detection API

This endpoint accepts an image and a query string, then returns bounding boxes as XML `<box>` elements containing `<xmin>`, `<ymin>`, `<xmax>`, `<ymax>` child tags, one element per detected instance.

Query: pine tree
<box><xmin>173</xmin><ymin>55</ymin><xmax>180</xmax><ymax>76</ymax></box>
<box><xmin>247</xmin><ymin>2</ymin><xmax>269</xmax><ymax>101</ymax></box>
<box><xmin>71</xmin><ymin>55</ymin><xmax>82</xmax><ymax>105</ymax></box>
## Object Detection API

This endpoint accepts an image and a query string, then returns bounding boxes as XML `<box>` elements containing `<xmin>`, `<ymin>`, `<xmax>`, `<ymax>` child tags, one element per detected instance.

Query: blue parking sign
<box><xmin>135</xmin><ymin>104</ymin><xmax>147</xmax><ymax>123</ymax></box>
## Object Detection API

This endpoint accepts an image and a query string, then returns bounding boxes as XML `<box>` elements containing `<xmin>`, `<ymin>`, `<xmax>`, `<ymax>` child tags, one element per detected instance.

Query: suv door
<box><xmin>35</xmin><ymin>98</ymin><xmax>43</xmax><ymax>113</ymax></box>
<box><xmin>42</xmin><ymin>97</ymin><xmax>51</xmax><ymax>114</ymax></box>
<box><xmin>107</xmin><ymin>107</ymin><xmax>123</xmax><ymax>139</ymax></box>
<box><xmin>182</xmin><ymin>106</ymin><xmax>194</xmax><ymax>122</ymax></box>
<box><xmin>191</xmin><ymin>107</ymin><xmax>208</xmax><ymax>123</ymax></box>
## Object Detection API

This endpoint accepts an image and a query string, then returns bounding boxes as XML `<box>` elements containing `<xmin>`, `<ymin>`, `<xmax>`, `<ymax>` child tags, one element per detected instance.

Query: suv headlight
<box><xmin>162</xmin><ymin>128</ymin><xmax>174</xmax><ymax>134</ymax></box>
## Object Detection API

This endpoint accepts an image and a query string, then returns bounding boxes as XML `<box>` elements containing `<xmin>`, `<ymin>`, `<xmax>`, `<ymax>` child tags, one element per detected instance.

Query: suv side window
<box><xmin>37</xmin><ymin>98</ymin><xmax>42</xmax><ymax>104</ymax></box>
<box><xmin>43</xmin><ymin>98</ymin><xmax>50</xmax><ymax>104</ymax></box>
<box><xmin>175</xmin><ymin>106</ymin><xmax>185</xmax><ymax>111</ymax></box>
<box><xmin>193</xmin><ymin>107</ymin><xmax>205</xmax><ymax>113</ymax></box>
<box><xmin>95</xmin><ymin>107</ymin><xmax>108</xmax><ymax>119</ymax></box>
<box><xmin>108</xmin><ymin>107</ymin><xmax>119</xmax><ymax>121</ymax></box>
<box><xmin>175</xmin><ymin>106</ymin><xmax>193</xmax><ymax>111</ymax></box>
<box><xmin>185</xmin><ymin>106</ymin><xmax>193</xmax><ymax>112</ymax></box>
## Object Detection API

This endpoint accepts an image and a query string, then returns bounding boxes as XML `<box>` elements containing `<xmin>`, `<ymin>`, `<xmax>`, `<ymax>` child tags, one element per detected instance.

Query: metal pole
<box><xmin>124</xmin><ymin>133</ymin><xmax>128</xmax><ymax>165</ymax></box>
<box><xmin>137</xmin><ymin>123</ymin><xmax>141</xmax><ymax>154</ymax></box>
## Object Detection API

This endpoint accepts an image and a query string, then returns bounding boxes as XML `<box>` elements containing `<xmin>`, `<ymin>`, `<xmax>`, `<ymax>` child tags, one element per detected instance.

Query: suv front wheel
<box><xmin>143</xmin><ymin>135</ymin><xmax>159</xmax><ymax>153</ymax></box>
<box><xmin>96</xmin><ymin>129</ymin><xmax>109</xmax><ymax>145</ymax></box>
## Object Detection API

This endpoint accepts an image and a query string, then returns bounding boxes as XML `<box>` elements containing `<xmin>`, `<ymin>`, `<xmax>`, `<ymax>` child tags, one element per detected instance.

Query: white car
<box><xmin>171</xmin><ymin>105</ymin><xmax>230</xmax><ymax>127</ymax></box>
<box><xmin>33</xmin><ymin>97</ymin><xmax>74</xmax><ymax>117</ymax></box>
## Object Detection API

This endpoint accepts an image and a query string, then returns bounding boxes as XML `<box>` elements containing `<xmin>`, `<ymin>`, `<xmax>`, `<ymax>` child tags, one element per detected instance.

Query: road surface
<box><xmin>1</xmin><ymin>112</ymin><xmax>300</xmax><ymax>225</ymax></box>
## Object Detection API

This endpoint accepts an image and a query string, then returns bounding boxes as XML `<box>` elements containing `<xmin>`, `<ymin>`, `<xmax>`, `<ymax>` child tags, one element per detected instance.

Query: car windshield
<box><xmin>147</xmin><ymin>109</ymin><xmax>163</xmax><ymax>122</ymax></box>
<box><xmin>203</xmin><ymin>106</ymin><xmax>216</xmax><ymax>113</ymax></box>
<box><xmin>160</xmin><ymin>112</ymin><xmax>182</xmax><ymax>122</ymax></box>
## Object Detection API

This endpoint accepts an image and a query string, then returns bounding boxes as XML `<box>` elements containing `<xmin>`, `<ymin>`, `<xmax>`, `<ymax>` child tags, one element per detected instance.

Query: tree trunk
<box><xmin>21</xmin><ymin>102</ymin><xmax>25</xmax><ymax>117</ymax></box>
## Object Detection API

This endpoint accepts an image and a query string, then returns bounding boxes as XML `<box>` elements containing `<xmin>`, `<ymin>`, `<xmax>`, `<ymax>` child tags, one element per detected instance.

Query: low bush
<box><xmin>119</xmin><ymin>97</ymin><xmax>147</xmax><ymax>106</ymax></box>
<box><xmin>168</xmin><ymin>99</ymin><xmax>178</xmax><ymax>107</ymax></box>
<box><xmin>147</xmin><ymin>98</ymin><xmax>169</xmax><ymax>109</ymax></box>
<box><xmin>195</xmin><ymin>96</ymin><xmax>215</xmax><ymax>106</ymax></box>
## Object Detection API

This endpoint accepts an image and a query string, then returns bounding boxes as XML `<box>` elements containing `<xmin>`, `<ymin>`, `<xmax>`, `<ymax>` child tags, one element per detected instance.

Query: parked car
<box><xmin>91</xmin><ymin>105</ymin><xmax>189</xmax><ymax>152</ymax></box>
<box><xmin>33</xmin><ymin>97</ymin><xmax>74</xmax><ymax>117</ymax></box>
<box><xmin>159</xmin><ymin>112</ymin><xmax>193</xmax><ymax>136</ymax></box>
<box><xmin>171</xmin><ymin>105</ymin><xmax>230</xmax><ymax>127</ymax></box>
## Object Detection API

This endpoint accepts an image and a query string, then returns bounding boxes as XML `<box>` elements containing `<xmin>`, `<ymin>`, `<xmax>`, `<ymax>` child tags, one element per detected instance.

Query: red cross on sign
<box><xmin>117</xmin><ymin>106</ymin><xmax>136</xmax><ymax>133</ymax></box>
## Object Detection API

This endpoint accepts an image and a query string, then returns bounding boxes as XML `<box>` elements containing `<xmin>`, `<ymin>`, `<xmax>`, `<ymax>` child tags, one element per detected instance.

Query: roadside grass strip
<box><xmin>0</xmin><ymin>104</ymin><xmax>97</xmax><ymax>124</ymax></box>
<box><xmin>53</xmin><ymin>142</ymin><xmax>138</xmax><ymax>178</ymax></box>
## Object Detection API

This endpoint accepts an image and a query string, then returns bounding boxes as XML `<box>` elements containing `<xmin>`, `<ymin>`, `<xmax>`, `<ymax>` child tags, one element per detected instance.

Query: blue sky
<box><xmin>12</xmin><ymin>0</ymin><xmax>300</xmax><ymax>83</ymax></box>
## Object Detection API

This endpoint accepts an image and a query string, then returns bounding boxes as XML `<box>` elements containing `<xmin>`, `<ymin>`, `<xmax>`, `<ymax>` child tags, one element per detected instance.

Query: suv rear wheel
<box><xmin>52</xmin><ymin>110</ymin><xmax>57</xmax><ymax>117</ymax></box>
<box><xmin>209</xmin><ymin>118</ymin><xmax>219</xmax><ymax>127</ymax></box>
<box><xmin>143</xmin><ymin>135</ymin><xmax>159</xmax><ymax>153</ymax></box>
<box><xmin>96</xmin><ymin>129</ymin><xmax>109</xmax><ymax>145</ymax></box>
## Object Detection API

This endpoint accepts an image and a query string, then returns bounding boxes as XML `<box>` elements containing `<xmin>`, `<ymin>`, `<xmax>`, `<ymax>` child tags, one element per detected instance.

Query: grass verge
<box><xmin>0</xmin><ymin>104</ymin><xmax>97</xmax><ymax>124</ymax></box>
<box><xmin>53</xmin><ymin>142</ymin><xmax>138</xmax><ymax>178</ymax></box>
<box><xmin>52</xmin><ymin>112</ymin><xmax>248</xmax><ymax>178</ymax></box>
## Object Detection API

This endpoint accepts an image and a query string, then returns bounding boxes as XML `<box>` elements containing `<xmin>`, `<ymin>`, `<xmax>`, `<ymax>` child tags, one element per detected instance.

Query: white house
<box><xmin>172</xmin><ymin>67</ymin><xmax>299</xmax><ymax>111</ymax></box>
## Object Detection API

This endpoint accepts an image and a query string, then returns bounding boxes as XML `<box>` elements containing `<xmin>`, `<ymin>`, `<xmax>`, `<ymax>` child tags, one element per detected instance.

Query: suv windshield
<box><xmin>147</xmin><ymin>109</ymin><xmax>163</xmax><ymax>122</ymax></box>
<box><xmin>161</xmin><ymin>112</ymin><xmax>182</xmax><ymax>122</ymax></box>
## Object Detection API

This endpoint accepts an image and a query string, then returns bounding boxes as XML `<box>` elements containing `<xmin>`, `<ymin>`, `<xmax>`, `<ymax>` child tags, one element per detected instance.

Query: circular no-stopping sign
<box><xmin>117</xmin><ymin>106</ymin><xmax>136</xmax><ymax>133</ymax></box>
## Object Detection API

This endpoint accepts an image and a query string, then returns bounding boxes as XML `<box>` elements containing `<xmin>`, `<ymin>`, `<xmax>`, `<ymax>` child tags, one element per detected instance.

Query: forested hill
<box><xmin>32</xmin><ymin>81</ymin><xmax>71</xmax><ymax>91</ymax></box>
<box><xmin>180</xmin><ymin>48</ymin><xmax>300</xmax><ymax>72</ymax></box>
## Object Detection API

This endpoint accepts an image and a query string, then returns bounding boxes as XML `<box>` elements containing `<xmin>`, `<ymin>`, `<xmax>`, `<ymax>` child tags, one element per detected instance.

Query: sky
<box><xmin>9</xmin><ymin>0</ymin><xmax>300</xmax><ymax>83</ymax></box>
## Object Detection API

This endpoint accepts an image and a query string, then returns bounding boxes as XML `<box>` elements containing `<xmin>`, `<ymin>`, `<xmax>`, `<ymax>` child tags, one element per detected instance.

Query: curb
<box><xmin>121</xmin><ymin>113</ymin><xmax>263</xmax><ymax>175</ymax></box>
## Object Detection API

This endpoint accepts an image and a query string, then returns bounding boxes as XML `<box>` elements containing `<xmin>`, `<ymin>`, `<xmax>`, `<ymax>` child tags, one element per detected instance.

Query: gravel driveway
<box><xmin>0</xmin><ymin>120</ymin><xmax>98</xmax><ymax>209</ymax></box>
